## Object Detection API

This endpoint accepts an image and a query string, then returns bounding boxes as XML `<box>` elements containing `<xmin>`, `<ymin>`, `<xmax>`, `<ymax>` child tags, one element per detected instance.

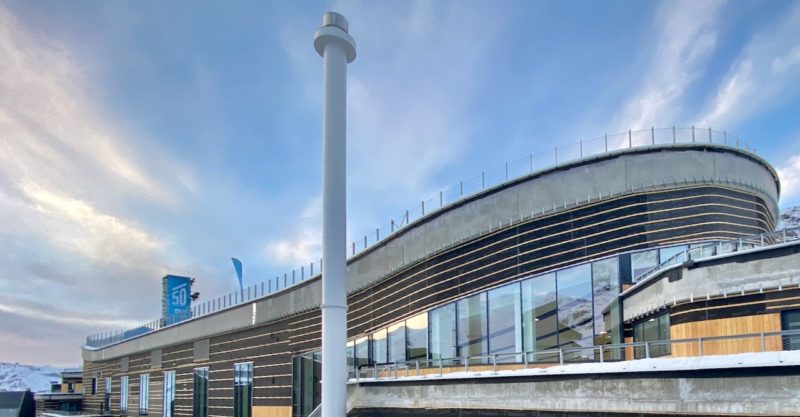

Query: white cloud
<box><xmin>613</xmin><ymin>0</ymin><xmax>722</xmax><ymax>131</ymax></box>
<box><xmin>697</xmin><ymin>4</ymin><xmax>800</xmax><ymax>127</ymax></box>
<box><xmin>778</xmin><ymin>153</ymin><xmax>800</xmax><ymax>201</ymax></box>
<box><xmin>264</xmin><ymin>198</ymin><xmax>322</xmax><ymax>267</ymax></box>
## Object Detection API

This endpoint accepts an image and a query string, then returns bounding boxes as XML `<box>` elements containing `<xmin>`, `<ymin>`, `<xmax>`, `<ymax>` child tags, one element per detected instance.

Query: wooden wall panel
<box><xmin>670</xmin><ymin>314</ymin><xmax>782</xmax><ymax>357</ymax></box>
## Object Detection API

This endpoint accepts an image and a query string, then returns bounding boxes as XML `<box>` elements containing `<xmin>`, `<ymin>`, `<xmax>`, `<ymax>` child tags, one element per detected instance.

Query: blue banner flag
<box><xmin>163</xmin><ymin>275</ymin><xmax>193</xmax><ymax>325</ymax></box>
<box><xmin>231</xmin><ymin>258</ymin><xmax>243</xmax><ymax>291</ymax></box>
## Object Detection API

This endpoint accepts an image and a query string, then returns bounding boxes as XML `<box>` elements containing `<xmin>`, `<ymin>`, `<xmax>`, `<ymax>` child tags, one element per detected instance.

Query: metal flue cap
<box><xmin>322</xmin><ymin>12</ymin><xmax>349</xmax><ymax>33</ymax></box>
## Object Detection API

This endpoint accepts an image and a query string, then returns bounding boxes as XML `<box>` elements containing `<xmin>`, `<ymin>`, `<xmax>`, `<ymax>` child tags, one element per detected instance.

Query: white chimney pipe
<box><xmin>314</xmin><ymin>12</ymin><xmax>355</xmax><ymax>417</ymax></box>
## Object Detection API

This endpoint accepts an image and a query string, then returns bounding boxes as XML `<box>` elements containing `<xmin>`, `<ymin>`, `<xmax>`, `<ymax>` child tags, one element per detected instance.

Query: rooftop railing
<box><xmin>631</xmin><ymin>226</ymin><xmax>800</xmax><ymax>287</ymax></box>
<box><xmin>348</xmin><ymin>328</ymin><xmax>800</xmax><ymax>382</ymax></box>
<box><xmin>86</xmin><ymin>127</ymin><xmax>770</xmax><ymax>349</ymax></box>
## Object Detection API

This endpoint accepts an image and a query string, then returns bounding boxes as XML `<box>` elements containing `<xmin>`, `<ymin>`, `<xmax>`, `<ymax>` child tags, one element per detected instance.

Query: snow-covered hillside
<box><xmin>778</xmin><ymin>206</ymin><xmax>800</xmax><ymax>230</ymax></box>
<box><xmin>0</xmin><ymin>362</ymin><xmax>62</xmax><ymax>392</ymax></box>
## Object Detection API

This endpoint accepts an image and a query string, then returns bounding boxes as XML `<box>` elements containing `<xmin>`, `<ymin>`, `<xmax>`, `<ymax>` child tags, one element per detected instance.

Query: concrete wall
<box><xmin>623</xmin><ymin>242</ymin><xmax>800</xmax><ymax>321</ymax></box>
<box><xmin>347</xmin><ymin>145</ymin><xmax>779</xmax><ymax>293</ymax></box>
<box><xmin>346</xmin><ymin>368</ymin><xmax>800</xmax><ymax>416</ymax></box>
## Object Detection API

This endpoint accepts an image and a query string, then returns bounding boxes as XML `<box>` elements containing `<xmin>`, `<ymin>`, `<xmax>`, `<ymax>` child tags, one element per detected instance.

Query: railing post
<box><xmin>523</xmin><ymin>352</ymin><xmax>529</xmax><ymax>368</ymax></box>
<box><xmin>708</xmin><ymin>127</ymin><xmax>712</xmax><ymax>143</ymax></box>
<box><xmin>579</xmin><ymin>140</ymin><xmax>583</xmax><ymax>158</ymax></box>
<box><xmin>439</xmin><ymin>190</ymin><xmax>443</xmax><ymax>207</ymax></box>
<box><xmin>692</xmin><ymin>125</ymin><xmax>696</xmax><ymax>142</ymax></box>
<box><xmin>421</xmin><ymin>200</ymin><xmax>425</xmax><ymax>216</ymax></box>
<box><xmin>439</xmin><ymin>359</ymin><xmax>443</xmax><ymax>376</ymax></box>
<box><xmin>559</xmin><ymin>350</ymin><xmax>564</xmax><ymax>365</ymax></box>
<box><xmin>492</xmin><ymin>355</ymin><xmax>497</xmax><ymax>373</ymax></box>
<box><xmin>505</xmin><ymin>162</ymin><xmax>509</xmax><ymax>180</ymax></box>
<box><xmin>604</xmin><ymin>134</ymin><xmax>608</xmax><ymax>152</ymax></box>
<box><xmin>481</xmin><ymin>171</ymin><xmax>485</xmax><ymax>188</ymax></box>
<box><xmin>464</xmin><ymin>357</ymin><xmax>469</xmax><ymax>373</ymax></box>
<box><xmin>628</xmin><ymin>129</ymin><xmax>632</xmax><ymax>148</ymax></box>
<box><xmin>373</xmin><ymin>365</ymin><xmax>377</xmax><ymax>379</ymax></box>
<box><xmin>529</xmin><ymin>153</ymin><xmax>533</xmax><ymax>173</ymax></box>
<box><xmin>416</xmin><ymin>361</ymin><xmax>420</xmax><ymax>377</ymax></box>
<box><xmin>645</xmin><ymin>342</ymin><xmax>650</xmax><ymax>359</ymax></box>
<box><xmin>760</xmin><ymin>333</ymin><xmax>766</xmax><ymax>352</ymax></box>
<box><xmin>672</xmin><ymin>126</ymin><xmax>676</xmax><ymax>143</ymax></box>
<box><xmin>394</xmin><ymin>363</ymin><xmax>398</xmax><ymax>379</ymax></box>
<box><xmin>651</xmin><ymin>126</ymin><xmax>655</xmax><ymax>145</ymax></box>
<box><xmin>599</xmin><ymin>346</ymin><xmax>604</xmax><ymax>363</ymax></box>
<box><xmin>459</xmin><ymin>180</ymin><xmax>463</xmax><ymax>196</ymax></box>
<box><xmin>698</xmin><ymin>338</ymin><xmax>703</xmax><ymax>356</ymax></box>
<box><xmin>554</xmin><ymin>147</ymin><xmax>558</xmax><ymax>164</ymax></box>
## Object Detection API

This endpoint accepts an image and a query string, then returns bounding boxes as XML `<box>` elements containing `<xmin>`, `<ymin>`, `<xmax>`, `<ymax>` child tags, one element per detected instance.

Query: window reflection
<box><xmin>406</xmin><ymin>312</ymin><xmax>428</xmax><ymax>361</ymax></box>
<box><xmin>355</xmin><ymin>336</ymin><xmax>369</xmax><ymax>369</ymax></box>
<box><xmin>429</xmin><ymin>304</ymin><xmax>456</xmax><ymax>362</ymax></box>
<box><xmin>522</xmin><ymin>273</ymin><xmax>557</xmax><ymax>361</ymax></box>
<box><xmin>387</xmin><ymin>322</ymin><xmax>405</xmax><ymax>363</ymax></box>
<box><xmin>457</xmin><ymin>292</ymin><xmax>488</xmax><ymax>360</ymax></box>
<box><xmin>371</xmin><ymin>328</ymin><xmax>387</xmax><ymax>364</ymax></box>
<box><xmin>592</xmin><ymin>258</ymin><xmax>620</xmax><ymax>352</ymax></box>
<box><xmin>487</xmin><ymin>283</ymin><xmax>521</xmax><ymax>361</ymax></box>
<box><xmin>557</xmin><ymin>264</ymin><xmax>594</xmax><ymax>360</ymax></box>
<box><xmin>631</xmin><ymin>249</ymin><xmax>658</xmax><ymax>282</ymax></box>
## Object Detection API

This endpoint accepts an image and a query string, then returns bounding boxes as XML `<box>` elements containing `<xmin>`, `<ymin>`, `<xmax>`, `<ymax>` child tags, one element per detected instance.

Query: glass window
<box><xmin>233</xmin><ymin>363</ymin><xmax>253</xmax><ymax>417</ymax></box>
<box><xmin>633</xmin><ymin>312</ymin><xmax>670</xmax><ymax>358</ymax></box>
<box><xmin>291</xmin><ymin>354</ymin><xmax>320</xmax><ymax>417</ymax></box>
<box><xmin>120</xmin><ymin>376</ymin><xmax>128</xmax><ymax>416</ymax></box>
<box><xmin>138</xmin><ymin>374</ymin><xmax>149</xmax><ymax>416</ymax></box>
<box><xmin>429</xmin><ymin>303</ymin><xmax>456</xmax><ymax>361</ymax></box>
<box><xmin>355</xmin><ymin>336</ymin><xmax>370</xmax><ymax>368</ymax></box>
<box><xmin>457</xmin><ymin>292</ymin><xmax>488</xmax><ymax>359</ymax></box>
<box><xmin>487</xmin><ymin>283</ymin><xmax>522</xmax><ymax>360</ymax></box>
<box><xmin>592</xmin><ymin>258</ymin><xmax>620</xmax><ymax>347</ymax></box>
<box><xmin>556</xmin><ymin>264</ymin><xmax>593</xmax><ymax>359</ymax></box>
<box><xmin>631</xmin><ymin>249</ymin><xmax>658</xmax><ymax>282</ymax></box>
<box><xmin>522</xmin><ymin>272</ymin><xmax>558</xmax><ymax>360</ymax></box>
<box><xmin>782</xmin><ymin>309</ymin><xmax>800</xmax><ymax>350</ymax></box>
<box><xmin>163</xmin><ymin>371</ymin><xmax>175</xmax><ymax>417</ymax></box>
<box><xmin>103</xmin><ymin>378</ymin><xmax>111</xmax><ymax>414</ymax></box>
<box><xmin>91</xmin><ymin>378</ymin><xmax>97</xmax><ymax>395</ymax></box>
<box><xmin>659</xmin><ymin>245</ymin><xmax>688</xmax><ymax>265</ymax></box>
<box><xmin>345</xmin><ymin>341</ymin><xmax>354</xmax><ymax>370</ymax></box>
<box><xmin>387</xmin><ymin>322</ymin><xmax>406</xmax><ymax>363</ymax></box>
<box><xmin>406</xmin><ymin>312</ymin><xmax>428</xmax><ymax>361</ymax></box>
<box><xmin>371</xmin><ymin>329</ymin><xmax>387</xmax><ymax>364</ymax></box>
<box><xmin>192</xmin><ymin>368</ymin><xmax>208</xmax><ymax>417</ymax></box>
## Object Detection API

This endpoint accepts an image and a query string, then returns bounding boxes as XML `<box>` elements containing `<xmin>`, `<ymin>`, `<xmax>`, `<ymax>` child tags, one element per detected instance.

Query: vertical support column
<box><xmin>314</xmin><ymin>12</ymin><xmax>356</xmax><ymax>417</ymax></box>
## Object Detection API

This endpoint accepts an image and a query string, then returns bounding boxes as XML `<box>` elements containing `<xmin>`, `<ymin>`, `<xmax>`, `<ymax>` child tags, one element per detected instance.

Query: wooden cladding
<box><xmin>670</xmin><ymin>314</ymin><xmax>782</xmax><ymax>357</ymax></box>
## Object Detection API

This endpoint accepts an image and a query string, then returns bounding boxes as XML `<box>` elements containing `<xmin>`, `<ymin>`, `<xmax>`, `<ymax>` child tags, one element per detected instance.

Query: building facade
<box><xmin>82</xmin><ymin>143</ymin><xmax>796</xmax><ymax>417</ymax></box>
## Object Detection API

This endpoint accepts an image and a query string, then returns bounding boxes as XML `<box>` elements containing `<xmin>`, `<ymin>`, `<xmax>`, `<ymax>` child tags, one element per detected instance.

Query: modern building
<box><xmin>34</xmin><ymin>369</ymin><xmax>84</xmax><ymax>417</ymax></box>
<box><xmin>81</xmin><ymin>138</ymin><xmax>800</xmax><ymax>417</ymax></box>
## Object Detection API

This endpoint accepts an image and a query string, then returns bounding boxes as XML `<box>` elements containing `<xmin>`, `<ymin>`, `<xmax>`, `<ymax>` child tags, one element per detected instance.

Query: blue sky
<box><xmin>1</xmin><ymin>0</ymin><xmax>799</xmax><ymax>366</ymax></box>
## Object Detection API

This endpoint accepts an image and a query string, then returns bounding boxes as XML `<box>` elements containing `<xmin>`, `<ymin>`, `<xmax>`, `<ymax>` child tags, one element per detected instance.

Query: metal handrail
<box><xmin>85</xmin><ymin>127</ymin><xmax>773</xmax><ymax>349</ymax></box>
<box><xmin>354</xmin><ymin>328</ymin><xmax>800</xmax><ymax>381</ymax></box>
<box><xmin>632</xmin><ymin>226</ymin><xmax>800</xmax><ymax>285</ymax></box>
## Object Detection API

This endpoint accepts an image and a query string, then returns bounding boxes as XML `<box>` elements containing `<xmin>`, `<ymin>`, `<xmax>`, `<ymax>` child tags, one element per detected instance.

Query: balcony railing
<box><xmin>348</xmin><ymin>328</ymin><xmax>800</xmax><ymax>381</ymax></box>
<box><xmin>86</xmin><ymin>127</ymin><xmax>770</xmax><ymax>349</ymax></box>
<box><xmin>632</xmin><ymin>226</ymin><xmax>800</xmax><ymax>285</ymax></box>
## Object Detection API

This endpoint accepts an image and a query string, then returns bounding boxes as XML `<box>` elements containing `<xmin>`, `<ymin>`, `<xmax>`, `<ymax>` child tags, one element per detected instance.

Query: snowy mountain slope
<box><xmin>778</xmin><ymin>205</ymin><xmax>800</xmax><ymax>230</ymax></box>
<box><xmin>0</xmin><ymin>362</ymin><xmax>61</xmax><ymax>393</ymax></box>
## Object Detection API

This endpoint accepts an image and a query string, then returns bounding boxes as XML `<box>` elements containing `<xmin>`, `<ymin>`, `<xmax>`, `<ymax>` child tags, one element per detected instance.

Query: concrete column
<box><xmin>314</xmin><ymin>12</ymin><xmax>356</xmax><ymax>417</ymax></box>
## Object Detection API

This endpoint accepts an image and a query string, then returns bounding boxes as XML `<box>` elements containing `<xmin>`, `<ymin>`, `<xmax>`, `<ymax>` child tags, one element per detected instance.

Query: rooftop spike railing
<box><xmin>86</xmin><ymin>127</ymin><xmax>771</xmax><ymax>349</ymax></box>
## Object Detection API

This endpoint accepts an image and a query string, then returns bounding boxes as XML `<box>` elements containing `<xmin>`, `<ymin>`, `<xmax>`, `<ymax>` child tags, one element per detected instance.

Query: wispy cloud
<box><xmin>697</xmin><ymin>4</ymin><xmax>800</xmax><ymax>128</ymax></box>
<box><xmin>778</xmin><ymin>153</ymin><xmax>800</xmax><ymax>202</ymax></box>
<box><xmin>612</xmin><ymin>0</ymin><xmax>722</xmax><ymax>131</ymax></box>
<box><xmin>0</xmin><ymin>3</ymin><xmax>196</xmax><ymax>364</ymax></box>
<box><xmin>264</xmin><ymin>198</ymin><xmax>321</xmax><ymax>268</ymax></box>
